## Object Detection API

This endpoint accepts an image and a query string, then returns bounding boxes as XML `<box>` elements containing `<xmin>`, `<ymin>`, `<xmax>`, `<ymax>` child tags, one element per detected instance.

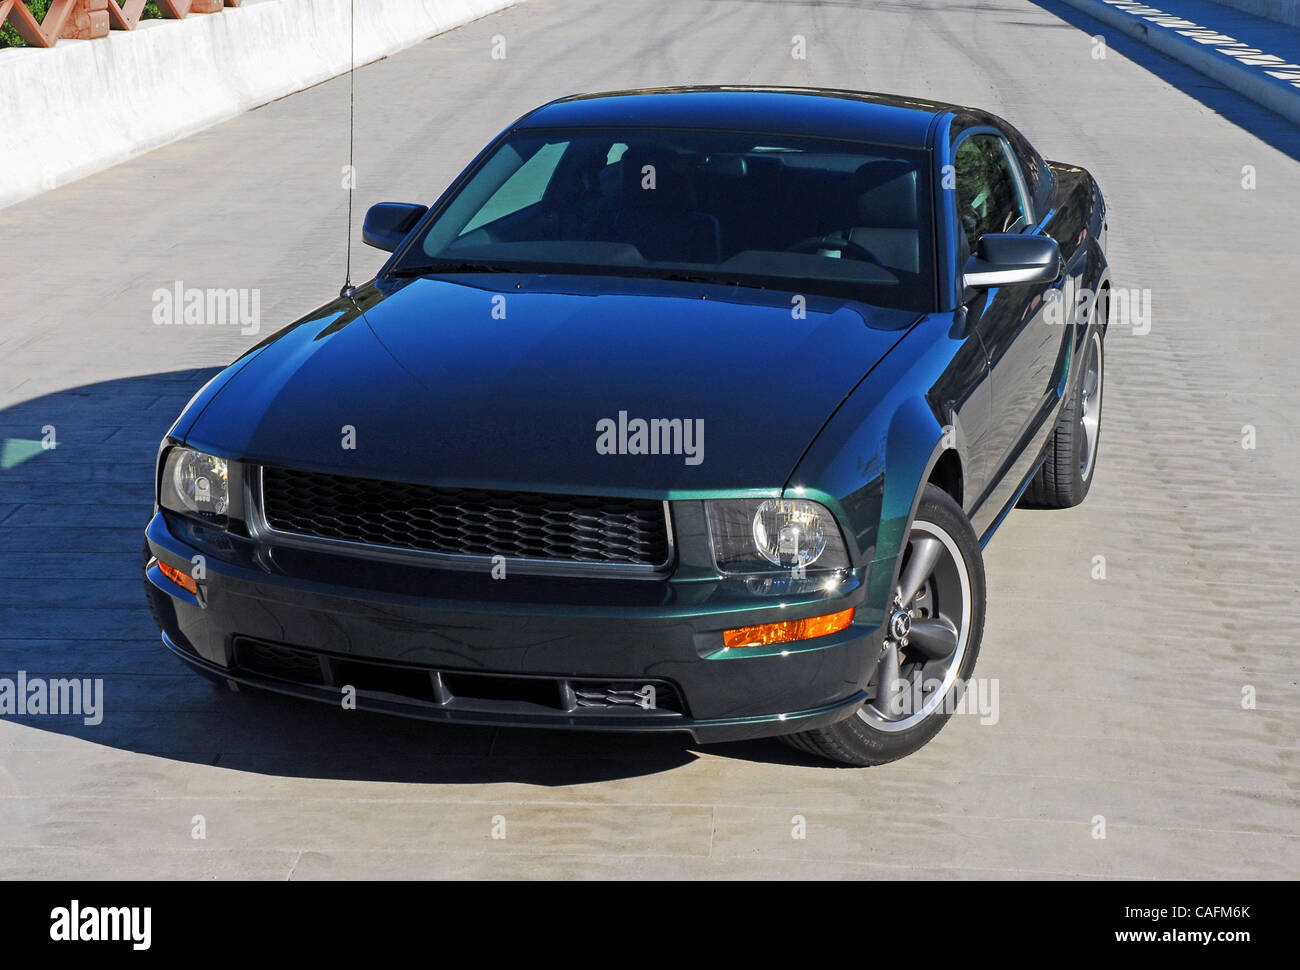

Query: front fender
<box><xmin>868</xmin><ymin>401</ymin><xmax>955</xmax><ymax>616</ymax></box>
<box><xmin>786</xmin><ymin>313</ymin><xmax>974</xmax><ymax>623</ymax></box>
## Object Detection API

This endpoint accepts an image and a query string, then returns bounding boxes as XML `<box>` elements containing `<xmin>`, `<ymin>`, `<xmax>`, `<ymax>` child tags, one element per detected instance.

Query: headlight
<box><xmin>160</xmin><ymin>447</ymin><xmax>230</xmax><ymax>520</ymax></box>
<box><xmin>752</xmin><ymin>498</ymin><xmax>828</xmax><ymax>566</ymax></box>
<box><xmin>706</xmin><ymin>498</ymin><xmax>850</xmax><ymax>574</ymax></box>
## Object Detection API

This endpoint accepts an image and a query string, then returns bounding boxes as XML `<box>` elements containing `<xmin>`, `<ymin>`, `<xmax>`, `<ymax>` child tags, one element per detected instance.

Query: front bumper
<box><xmin>145</xmin><ymin>510</ymin><xmax>880</xmax><ymax>744</ymax></box>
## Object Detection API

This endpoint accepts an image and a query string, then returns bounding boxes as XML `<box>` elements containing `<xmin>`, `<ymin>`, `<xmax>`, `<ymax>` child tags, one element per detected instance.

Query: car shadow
<box><xmin>1026</xmin><ymin>0</ymin><xmax>1300</xmax><ymax>164</ymax></box>
<box><xmin>0</xmin><ymin>371</ymin><xmax>825</xmax><ymax>785</ymax></box>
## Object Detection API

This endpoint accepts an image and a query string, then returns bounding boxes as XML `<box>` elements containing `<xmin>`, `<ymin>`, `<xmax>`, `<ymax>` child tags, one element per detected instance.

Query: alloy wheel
<box><xmin>1078</xmin><ymin>330</ymin><xmax>1104</xmax><ymax>480</ymax></box>
<box><xmin>857</xmin><ymin>518</ymin><xmax>972</xmax><ymax>732</ymax></box>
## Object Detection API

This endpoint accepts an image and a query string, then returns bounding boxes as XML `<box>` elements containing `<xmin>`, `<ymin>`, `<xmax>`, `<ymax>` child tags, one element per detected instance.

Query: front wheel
<box><xmin>781</xmin><ymin>484</ymin><xmax>986</xmax><ymax>766</ymax></box>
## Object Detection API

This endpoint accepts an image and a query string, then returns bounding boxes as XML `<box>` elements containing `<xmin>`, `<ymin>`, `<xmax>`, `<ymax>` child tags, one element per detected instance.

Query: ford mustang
<box><xmin>143</xmin><ymin>86</ymin><xmax>1109</xmax><ymax>766</ymax></box>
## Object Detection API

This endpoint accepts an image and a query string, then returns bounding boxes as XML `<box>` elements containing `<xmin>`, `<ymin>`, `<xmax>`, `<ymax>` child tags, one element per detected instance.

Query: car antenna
<box><xmin>340</xmin><ymin>0</ymin><xmax>358</xmax><ymax>301</ymax></box>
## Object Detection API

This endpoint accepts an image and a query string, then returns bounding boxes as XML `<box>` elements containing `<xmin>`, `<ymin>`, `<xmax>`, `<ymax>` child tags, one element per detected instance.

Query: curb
<box><xmin>0</xmin><ymin>0</ymin><xmax>519</xmax><ymax>210</ymax></box>
<box><xmin>1057</xmin><ymin>0</ymin><xmax>1300</xmax><ymax>126</ymax></box>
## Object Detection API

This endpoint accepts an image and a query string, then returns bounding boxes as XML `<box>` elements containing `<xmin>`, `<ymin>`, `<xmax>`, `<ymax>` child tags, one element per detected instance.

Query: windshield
<box><xmin>391</xmin><ymin>128</ymin><xmax>935</xmax><ymax>311</ymax></box>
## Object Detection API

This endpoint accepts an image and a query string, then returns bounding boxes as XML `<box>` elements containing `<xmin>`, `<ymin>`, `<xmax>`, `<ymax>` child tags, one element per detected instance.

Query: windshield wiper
<box><xmin>389</xmin><ymin>263</ymin><xmax>767</xmax><ymax>291</ymax></box>
<box><xmin>388</xmin><ymin>260</ymin><xmax>525</xmax><ymax>277</ymax></box>
<box><xmin>657</xmin><ymin>272</ymin><xmax>768</xmax><ymax>291</ymax></box>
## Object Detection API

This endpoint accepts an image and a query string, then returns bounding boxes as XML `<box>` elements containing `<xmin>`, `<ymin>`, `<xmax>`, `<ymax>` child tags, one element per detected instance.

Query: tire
<box><xmin>781</xmin><ymin>484</ymin><xmax>987</xmax><ymax>766</ymax></box>
<box><xmin>1023</xmin><ymin>323</ymin><xmax>1105</xmax><ymax>510</ymax></box>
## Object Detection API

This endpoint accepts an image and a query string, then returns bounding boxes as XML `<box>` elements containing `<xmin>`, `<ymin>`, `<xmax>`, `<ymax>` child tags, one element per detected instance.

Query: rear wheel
<box><xmin>782</xmin><ymin>485</ymin><xmax>986</xmax><ymax>766</ymax></box>
<box><xmin>1023</xmin><ymin>321</ymin><xmax>1105</xmax><ymax>509</ymax></box>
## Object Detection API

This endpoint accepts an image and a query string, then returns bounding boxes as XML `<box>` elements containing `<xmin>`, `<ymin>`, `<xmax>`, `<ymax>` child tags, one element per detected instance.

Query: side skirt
<box><xmin>977</xmin><ymin>457</ymin><xmax>1043</xmax><ymax>549</ymax></box>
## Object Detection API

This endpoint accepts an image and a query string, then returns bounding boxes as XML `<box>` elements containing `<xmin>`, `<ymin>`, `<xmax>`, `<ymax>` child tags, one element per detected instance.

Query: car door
<box><xmin>953</xmin><ymin>129</ymin><xmax>1057</xmax><ymax>501</ymax></box>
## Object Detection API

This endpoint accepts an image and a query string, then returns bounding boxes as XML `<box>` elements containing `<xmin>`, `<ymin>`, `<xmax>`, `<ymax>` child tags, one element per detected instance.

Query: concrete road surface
<box><xmin>1</xmin><ymin>0</ymin><xmax>1297</xmax><ymax>879</ymax></box>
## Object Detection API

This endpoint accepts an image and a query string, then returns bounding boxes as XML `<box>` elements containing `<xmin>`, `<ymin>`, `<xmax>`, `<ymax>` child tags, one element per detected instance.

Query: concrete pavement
<box><xmin>0</xmin><ymin>0</ymin><xmax>1297</xmax><ymax>879</ymax></box>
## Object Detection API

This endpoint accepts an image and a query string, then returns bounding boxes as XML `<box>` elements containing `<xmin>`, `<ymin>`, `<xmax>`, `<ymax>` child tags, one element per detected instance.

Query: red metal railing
<box><xmin>0</xmin><ymin>0</ymin><xmax>242</xmax><ymax>48</ymax></box>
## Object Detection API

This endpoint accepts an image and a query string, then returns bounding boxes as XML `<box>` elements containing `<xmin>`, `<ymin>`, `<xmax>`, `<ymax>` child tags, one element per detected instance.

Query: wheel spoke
<box><xmin>1079</xmin><ymin>334</ymin><xmax>1103</xmax><ymax>479</ymax></box>
<box><xmin>896</xmin><ymin>536</ymin><xmax>942</xmax><ymax>606</ymax></box>
<box><xmin>875</xmin><ymin>643</ymin><xmax>902</xmax><ymax>716</ymax></box>
<box><xmin>908</xmin><ymin>616</ymin><xmax>959</xmax><ymax>660</ymax></box>
<box><xmin>1083</xmin><ymin>364</ymin><xmax>1098</xmax><ymax>401</ymax></box>
<box><xmin>863</xmin><ymin>517</ymin><xmax>975</xmax><ymax>730</ymax></box>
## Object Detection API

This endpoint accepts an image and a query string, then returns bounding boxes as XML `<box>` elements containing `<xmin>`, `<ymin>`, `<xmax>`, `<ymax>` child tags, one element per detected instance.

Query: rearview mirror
<box><xmin>362</xmin><ymin>202</ymin><xmax>429</xmax><ymax>252</ymax></box>
<box><xmin>963</xmin><ymin>233</ymin><xmax>1062</xmax><ymax>290</ymax></box>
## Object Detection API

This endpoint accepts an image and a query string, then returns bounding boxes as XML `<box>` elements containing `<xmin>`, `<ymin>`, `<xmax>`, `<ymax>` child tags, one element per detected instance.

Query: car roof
<box><xmin>513</xmin><ymin>86</ymin><xmax>964</xmax><ymax>149</ymax></box>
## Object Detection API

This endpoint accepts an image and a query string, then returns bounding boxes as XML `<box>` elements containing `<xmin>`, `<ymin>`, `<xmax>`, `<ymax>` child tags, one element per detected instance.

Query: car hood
<box><xmin>183</xmin><ymin>274</ymin><xmax>918</xmax><ymax>495</ymax></box>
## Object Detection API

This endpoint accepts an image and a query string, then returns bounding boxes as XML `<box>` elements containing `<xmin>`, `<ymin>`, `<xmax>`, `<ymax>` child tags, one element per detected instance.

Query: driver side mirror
<box><xmin>963</xmin><ymin>233</ymin><xmax>1062</xmax><ymax>290</ymax></box>
<box><xmin>362</xmin><ymin>202</ymin><xmax>429</xmax><ymax>252</ymax></box>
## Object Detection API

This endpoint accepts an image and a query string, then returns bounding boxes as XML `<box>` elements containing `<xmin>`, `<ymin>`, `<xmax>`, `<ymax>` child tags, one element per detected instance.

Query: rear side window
<box><xmin>1004</xmin><ymin>126</ymin><xmax>1053</xmax><ymax>215</ymax></box>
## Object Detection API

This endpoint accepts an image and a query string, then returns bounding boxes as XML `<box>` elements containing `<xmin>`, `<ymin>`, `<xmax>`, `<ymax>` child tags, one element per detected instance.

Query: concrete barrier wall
<box><xmin>1059</xmin><ymin>0</ymin><xmax>1300</xmax><ymax>126</ymax></box>
<box><xmin>0</xmin><ymin>0</ymin><xmax>519</xmax><ymax>209</ymax></box>
<box><xmin>1206</xmin><ymin>0</ymin><xmax>1300</xmax><ymax>27</ymax></box>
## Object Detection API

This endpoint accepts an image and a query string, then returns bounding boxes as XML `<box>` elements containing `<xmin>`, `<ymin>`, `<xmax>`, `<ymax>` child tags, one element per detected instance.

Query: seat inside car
<box><xmin>593</xmin><ymin>147</ymin><xmax>722</xmax><ymax>263</ymax></box>
<box><xmin>845</xmin><ymin>160</ymin><xmax>922</xmax><ymax>275</ymax></box>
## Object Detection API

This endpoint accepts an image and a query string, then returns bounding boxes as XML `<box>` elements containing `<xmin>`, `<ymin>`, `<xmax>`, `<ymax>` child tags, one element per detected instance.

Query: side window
<box><xmin>461</xmin><ymin>140</ymin><xmax>569</xmax><ymax>234</ymax></box>
<box><xmin>953</xmin><ymin>134</ymin><xmax>1031</xmax><ymax>244</ymax></box>
<box><xmin>1007</xmin><ymin>130</ymin><xmax>1050</xmax><ymax>214</ymax></box>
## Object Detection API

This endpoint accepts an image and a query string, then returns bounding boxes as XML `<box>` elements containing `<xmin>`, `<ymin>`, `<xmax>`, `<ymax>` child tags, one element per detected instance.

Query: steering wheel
<box><xmin>786</xmin><ymin>235</ymin><xmax>881</xmax><ymax>265</ymax></box>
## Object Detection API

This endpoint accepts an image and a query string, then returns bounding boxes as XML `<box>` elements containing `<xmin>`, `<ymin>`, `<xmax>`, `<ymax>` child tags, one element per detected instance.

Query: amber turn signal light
<box><xmin>157</xmin><ymin>560</ymin><xmax>198</xmax><ymax>595</ymax></box>
<box><xmin>723</xmin><ymin>607</ymin><xmax>855</xmax><ymax>649</ymax></box>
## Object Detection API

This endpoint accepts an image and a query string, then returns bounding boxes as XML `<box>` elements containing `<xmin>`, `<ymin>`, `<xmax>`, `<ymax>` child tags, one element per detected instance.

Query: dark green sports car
<box><xmin>144</xmin><ymin>86</ymin><xmax>1110</xmax><ymax>765</ymax></box>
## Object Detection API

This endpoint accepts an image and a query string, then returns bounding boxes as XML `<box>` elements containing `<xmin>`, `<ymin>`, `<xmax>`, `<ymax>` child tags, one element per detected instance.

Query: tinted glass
<box><xmin>954</xmin><ymin>134</ymin><xmax>1030</xmax><ymax>241</ymax></box>
<box><xmin>393</xmin><ymin>128</ymin><xmax>936</xmax><ymax>311</ymax></box>
<box><xmin>1004</xmin><ymin>126</ymin><xmax>1052</xmax><ymax>214</ymax></box>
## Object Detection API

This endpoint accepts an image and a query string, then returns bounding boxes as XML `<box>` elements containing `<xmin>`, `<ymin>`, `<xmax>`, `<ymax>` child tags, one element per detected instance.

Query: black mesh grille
<box><xmin>259</xmin><ymin>466</ymin><xmax>671</xmax><ymax>568</ymax></box>
<box><xmin>234</xmin><ymin>639</ymin><xmax>326</xmax><ymax>685</ymax></box>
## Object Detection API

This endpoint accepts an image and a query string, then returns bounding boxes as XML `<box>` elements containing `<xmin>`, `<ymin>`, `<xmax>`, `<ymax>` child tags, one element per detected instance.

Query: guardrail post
<box><xmin>4</xmin><ymin>0</ymin><xmax>241</xmax><ymax>45</ymax></box>
<box><xmin>157</xmin><ymin>0</ymin><xmax>223</xmax><ymax>16</ymax></box>
<box><xmin>62</xmin><ymin>0</ymin><xmax>109</xmax><ymax>39</ymax></box>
